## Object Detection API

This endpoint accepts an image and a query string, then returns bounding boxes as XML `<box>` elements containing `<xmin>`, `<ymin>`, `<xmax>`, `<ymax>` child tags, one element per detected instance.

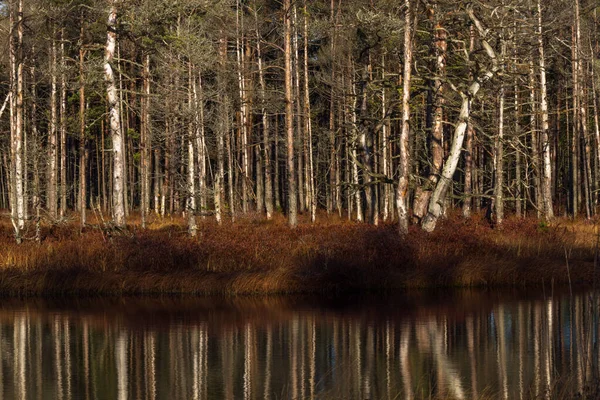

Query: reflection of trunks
<box><xmin>0</xmin><ymin>290</ymin><xmax>593</xmax><ymax>399</ymax></box>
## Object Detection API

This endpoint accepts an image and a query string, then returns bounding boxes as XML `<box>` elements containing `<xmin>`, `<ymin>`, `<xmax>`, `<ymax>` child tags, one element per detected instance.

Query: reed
<box><xmin>0</xmin><ymin>211</ymin><xmax>596</xmax><ymax>295</ymax></box>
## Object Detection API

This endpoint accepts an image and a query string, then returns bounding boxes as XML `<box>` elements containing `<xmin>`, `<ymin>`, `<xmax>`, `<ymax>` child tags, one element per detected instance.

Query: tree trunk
<box><xmin>303</xmin><ymin>1</ymin><xmax>316</xmax><ymax>222</ymax></box>
<box><xmin>422</xmin><ymin>7</ymin><xmax>500</xmax><ymax>232</ymax></box>
<box><xmin>397</xmin><ymin>0</ymin><xmax>414</xmax><ymax>235</ymax></box>
<box><xmin>60</xmin><ymin>28</ymin><xmax>67</xmax><ymax>218</ymax></box>
<box><xmin>462</xmin><ymin>28</ymin><xmax>476</xmax><ymax>218</ymax></box>
<box><xmin>255</xmin><ymin>6</ymin><xmax>273</xmax><ymax>220</ymax></box>
<box><xmin>30</xmin><ymin>61</ymin><xmax>41</xmax><ymax>241</ymax></box>
<box><xmin>413</xmin><ymin>2</ymin><xmax>446</xmax><ymax>221</ymax></box>
<box><xmin>293</xmin><ymin>5</ymin><xmax>305</xmax><ymax>214</ymax></box>
<box><xmin>351</xmin><ymin>66</ymin><xmax>363</xmax><ymax>223</ymax></box>
<box><xmin>495</xmin><ymin>82</ymin><xmax>505</xmax><ymax>225</ymax></box>
<box><xmin>494</xmin><ymin>39</ymin><xmax>506</xmax><ymax>226</ymax></box>
<box><xmin>236</xmin><ymin>3</ymin><xmax>249</xmax><ymax>214</ymax></box>
<box><xmin>10</xmin><ymin>0</ymin><xmax>25</xmax><ymax>242</ymax></box>
<box><xmin>79</xmin><ymin>20</ymin><xmax>87</xmax><ymax>226</ymax></box>
<box><xmin>328</xmin><ymin>0</ymin><xmax>339</xmax><ymax>216</ymax></box>
<box><xmin>514</xmin><ymin>72</ymin><xmax>523</xmax><ymax>218</ymax></box>
<box><xmin>141</xmin><ymin>54</ymin><xmax>151</xmax><ymax>228</ymax></box>
<box><xmin>187</xmin><ymin>64</ymin><xmax>197</xmax><ymax>237</ymax></box>
<box><xmin>529</xmin><ymin>62</ymin><xmax>542</xmax><ymax>218</ymax></box>
<box><xmin>284</xmin><ymin>0</ymin><xmax>297</xmax><ymax>228</ymax></box>
<box><xmin>48</xmin><ymin>34</ymin><xmax>58</xmax><ymax>219</ymax></box>
<box><xmin>571</xmin><ymin>27</ymin><xmax>580</xmax><ymax>217</ymax></box>
<box><xmin>215</xmin><ymin>35</ymin><xmax>227</xmax><ymax>224</ymax></box>
<box><xmin>574</xmin><ymin>0</ymin><xmax>591</xmax><ymax>218</ymax></box>
<box><xmin>381</xmin><ymin>54</ymin><xmax>391</xmax><ymax>222</ymax></box>
<box><xmin>104</xmin><ymin>1</ymin><xmax>126</xmax><ymax>227</ymax></box>
<box><xmin>193</xmin><ymin>71</ymin><xmax>207</xmax><ymax>217</ymax></box>
<box><xmin>226</xmin><ymin>113</ymin><xmax>235</xmax><ymax>221</ymax></box>
<box><xmin>537</xmin><ymin>0</ymin><xmax>554</xmax><ymax>220</ymax></box>
<box><xmin>117</xmin><ymin>44</ymin><xmax>129</xmax><ymax>218</ymax></box>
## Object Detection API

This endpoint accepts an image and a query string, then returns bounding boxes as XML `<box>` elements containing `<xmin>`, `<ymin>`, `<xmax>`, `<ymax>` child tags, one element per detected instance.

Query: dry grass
<box><xmin>0</xmin><ymin>210</ymin><xmax>596</xmax><ymax>295</ymax></box>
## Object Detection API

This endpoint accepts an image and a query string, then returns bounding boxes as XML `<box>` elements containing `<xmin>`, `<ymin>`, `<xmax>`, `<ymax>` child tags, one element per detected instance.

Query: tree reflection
<box><xmin>0</xmin><ymin>291</ymin><xmax>597</xmax><ymax>399</ymax></box>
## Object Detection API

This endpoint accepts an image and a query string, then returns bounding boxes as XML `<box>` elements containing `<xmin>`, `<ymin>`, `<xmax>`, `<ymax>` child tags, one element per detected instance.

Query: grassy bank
<box><xmin>0</xmin><ymin>211</ymin><xmax>597</xmax><ymax>295</ymax></box>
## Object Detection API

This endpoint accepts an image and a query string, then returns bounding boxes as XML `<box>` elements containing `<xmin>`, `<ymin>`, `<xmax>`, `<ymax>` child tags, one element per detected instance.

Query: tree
<box><xmin>397</xmin><ymin>0</ymin><xmax>414</xmax><ymax>236</ymax></box>
<box><xmin>104</xmin><ymin>0</ymin><xmax>125</xmax><ymax>227</ymax></box>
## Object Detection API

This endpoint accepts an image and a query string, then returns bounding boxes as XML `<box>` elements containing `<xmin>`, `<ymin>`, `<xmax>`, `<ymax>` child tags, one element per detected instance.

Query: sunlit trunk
<box><xmin>187</xmin><ymin>65</ymin><xmax>197</xmax><ymax>237</ymax></box>
<box><xmin>236</xmin><ymin>2</ymin><xmax>249</xmax><ymax>214</ymax></box>
<box><xmin>351</xmin><ymin>73</ymin><xmax>363</xmax><ymax>223</ymax></box>
<box><xmin>423</xmin><ymin>8</ymin><xmax>500</xmax><ymax>232</ymax></box>
<box><xmin>537</xmin><ymin>0</ymin><xmax>554</xmax><ymax>220</ymax></box>
<box><xmin>303</xmin><ymin>1</ymin><xmax>316</xmax><ymax>222</ymax></box>
<box><xmin>9</xmin><ymin>0</ymin><xmax>25</xmax><ymax>242</ymax></box>
<box><xmin>397</xmin><ymin>0</ymin><xmax>414</xmax><ymax>235</ymax></box>
<box><xmin>104</xmin><ymin>1</ymin><xmax>126</xmax><ymax>227</ymax></box>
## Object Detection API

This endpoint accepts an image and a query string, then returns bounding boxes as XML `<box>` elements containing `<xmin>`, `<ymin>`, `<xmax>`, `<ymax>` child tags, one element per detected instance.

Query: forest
<box><xmin>0</xmin><ymin>0</ymin><xmax>599</xmax><ymax>243</ymax></box>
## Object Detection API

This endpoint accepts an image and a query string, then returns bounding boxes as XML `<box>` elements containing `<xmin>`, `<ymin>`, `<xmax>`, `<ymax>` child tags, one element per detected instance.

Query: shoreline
<box><xmin>0</xmin><ymin>213</ymin><xmax>596</xmax><ymax>296</ymax></box>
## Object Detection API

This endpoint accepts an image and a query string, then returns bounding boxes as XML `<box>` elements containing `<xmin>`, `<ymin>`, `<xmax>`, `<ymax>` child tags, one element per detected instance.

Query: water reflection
<box><xmin>0</xmin><ymin>290</ymin><xmax>598</xmax><ymax>399</ymax></box>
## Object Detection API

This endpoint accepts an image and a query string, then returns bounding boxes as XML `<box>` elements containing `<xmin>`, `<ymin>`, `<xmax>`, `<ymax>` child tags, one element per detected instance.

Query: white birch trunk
<box><xmin>187</xmin><ymin>64</ymin><xmax>197</xmax><ymax>237</ymax></box>
<box><xmin>537</xmin><ymin>0</ymin><xmax>554</xmax><ymax>220</ymax></box>
<box><xmin>529</xmin><ymin>62</ymin><xmax>542</xmax><ymax>218</ymax></box>
<box><xmin>10</xmin><ymin>0</ymin><xmax>25</xmax><ymax>242</ymax></box>
<box><xmin>15</xmin><ymin>0</ymin><xmax>25</xmax><ymax>233</ymax></box>
<box><xmin>15</xmin><ymin>1</ymin><xmax>24</xmax><ymax>234</ymax></box>
<box><xmin>104</xmin><ymin>1</ymin><xmax>126</xmax><ymax>227</ymax></box>
<box><xmin>422</xmin><ymin>7</ymin><xmax>500</xmax><ymax>232</ymax></box>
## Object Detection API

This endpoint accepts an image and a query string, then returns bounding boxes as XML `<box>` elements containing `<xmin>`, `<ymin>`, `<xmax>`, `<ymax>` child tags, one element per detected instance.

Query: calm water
<box><xmin>0</xmin><ymin>289</ymin><xmax>599</xmax><ymax>399</ymax></box>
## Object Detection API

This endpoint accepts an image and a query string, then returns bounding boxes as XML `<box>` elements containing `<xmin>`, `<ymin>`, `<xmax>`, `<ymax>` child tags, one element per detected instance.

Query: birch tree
<box><xmin>104</xmin><ymin>0</ymin><xmax>126</xmax><ymax>227</ymax></box>
<box><xmin>422</xmin><ymin>6</ymin><xmax>501</xmax><ymax>232</ymax></box>
<box><xmin>9</xmin><ymin>0</ymin><xmax>25</xmax><ymax>243</ymax></box>
<box><xmin>537</xmin><ymin>0</ymin><xmax>554</xmax><ymax>220</ymax></box>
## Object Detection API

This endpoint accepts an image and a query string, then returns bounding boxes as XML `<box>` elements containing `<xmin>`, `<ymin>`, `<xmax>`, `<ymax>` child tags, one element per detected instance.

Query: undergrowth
<box><xmin>0</xmin><ymin>210</ymin><xmax>596</xmax><ymax>295</ymax></box>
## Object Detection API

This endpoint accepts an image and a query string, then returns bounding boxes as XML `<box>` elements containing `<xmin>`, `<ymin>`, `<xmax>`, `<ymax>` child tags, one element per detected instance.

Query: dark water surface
<box><xmin>0</xmin><ymin>289</ymin><xmax>599</xmax><ymax>399</ymax></box>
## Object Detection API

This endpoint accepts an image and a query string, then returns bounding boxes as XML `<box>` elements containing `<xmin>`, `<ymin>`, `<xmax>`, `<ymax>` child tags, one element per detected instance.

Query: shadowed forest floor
<box><xmin>0</xmin><ymin>210</ymin><xmax>598</xmax><ymax>295</ymax></box>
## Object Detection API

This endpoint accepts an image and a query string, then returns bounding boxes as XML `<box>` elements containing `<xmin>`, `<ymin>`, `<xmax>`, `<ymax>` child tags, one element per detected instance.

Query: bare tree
<box><xmin>422</xmin><ymin>6</ymin><xmax>500</xmax><ymax>232</ymax></box>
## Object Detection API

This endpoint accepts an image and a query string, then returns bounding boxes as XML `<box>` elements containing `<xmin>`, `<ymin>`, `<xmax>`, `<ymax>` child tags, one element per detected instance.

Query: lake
<box><xmin>0</xmin><ymin>289</ymin><xmax>598</xmax><ymax>399</ymax></box>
